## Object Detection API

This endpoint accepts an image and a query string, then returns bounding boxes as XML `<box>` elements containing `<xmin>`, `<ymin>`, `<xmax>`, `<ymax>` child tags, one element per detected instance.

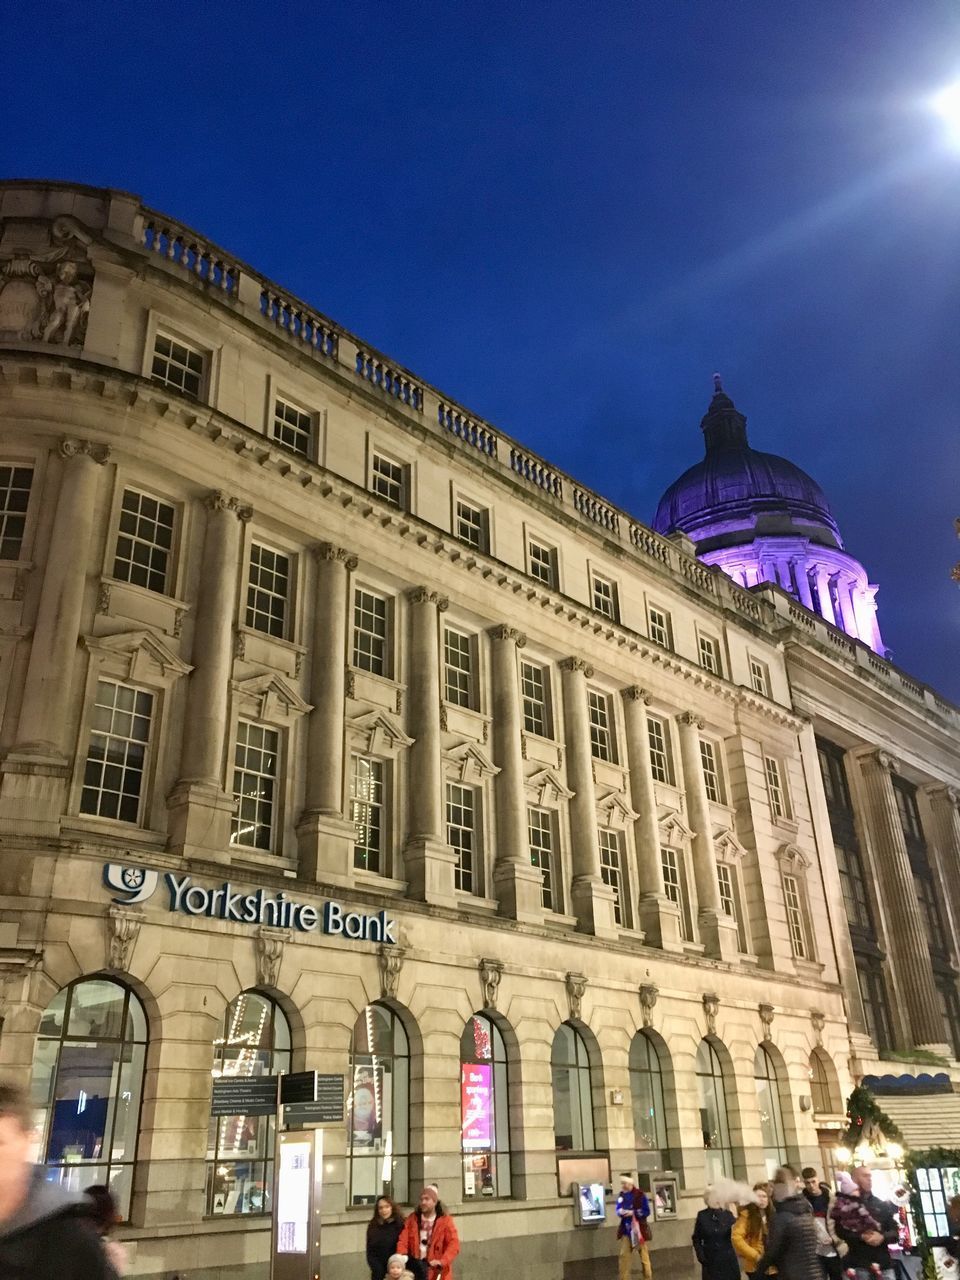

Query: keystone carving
<box><xmin>479</xmin><ymin>958</ymin><xmax>504</xmax><ymax>1010</ymax></box>
<box><xmin>255</xmin><ymin>927</ymin><xmax>287</xmax><ymax>989</ymax></box>
<box><xmin>565</xmin><ymin>971</ymin><xmax>587</xmax><ymax>1021</ymax></box>
<box><xmin>105</xmin><ymin>906</ymin><xmax>141</xmax><ymax>974</ymax></box>
<box><xmin>810</xmin><ymin>1009</ymin><xmax>826</xmax><ymax>1046</ymax></box>
<box><xmin>378</xmin><ymin>941</ymin><xmax>405</xmax><ymax>1000</ymax></box>
<box><xmin>0</xmin><ymin>216</ymin><xmax>94</xmax><ymax>347</ymax></box>
<box><xmin>759</xmin><ymin>1002</ymin><xmax>775</xmax><ymax>1040</ymax></box>
<box><xmin>702</xmin><ymin>992</ymin><xmax>720</xmax><ymax>1036</ymax></box>
<box><xmin>639</xmin><ymin>982</ymin><xmax>659</xmax><ymax>1027</ymax></box>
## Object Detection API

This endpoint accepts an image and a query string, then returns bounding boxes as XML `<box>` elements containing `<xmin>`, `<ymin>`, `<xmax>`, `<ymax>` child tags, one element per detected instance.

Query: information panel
<box><xmin>211</xmin><ymin>1075</ymin><xmax>278</xmax><ymax>1117</ymax></box>
<box><xmin>276</xmin><ymin>1139</ymin><xmax>312</xmax><ymax>1255</ymax></box>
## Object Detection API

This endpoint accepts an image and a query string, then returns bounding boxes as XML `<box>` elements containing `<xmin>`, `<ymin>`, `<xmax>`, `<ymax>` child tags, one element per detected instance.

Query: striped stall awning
<box><xmin>877</xmin><ymin>1092</ymin><xmax>960</xmax><ymax>1151</ymax></box>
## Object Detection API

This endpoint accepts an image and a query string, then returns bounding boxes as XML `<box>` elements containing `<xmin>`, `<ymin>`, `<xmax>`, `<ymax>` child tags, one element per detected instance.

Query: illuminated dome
<box><xmin>652</xmin><ymin>379</ymin><xmax>885</xmax><ymax>655</ymax></box>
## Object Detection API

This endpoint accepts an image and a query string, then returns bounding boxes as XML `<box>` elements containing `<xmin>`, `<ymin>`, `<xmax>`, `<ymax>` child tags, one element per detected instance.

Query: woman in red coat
<box><xmin>398</xmin><ymin>1185</ymin><xmax>460</xmax><ymax>1280</ymax></box>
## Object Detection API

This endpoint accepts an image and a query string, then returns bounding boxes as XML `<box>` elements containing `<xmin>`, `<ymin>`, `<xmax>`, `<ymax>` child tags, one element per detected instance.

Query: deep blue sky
<box><xmin>7</xmin><ymin>2</ymin><xmax>960</xmax><ymax>696</ymax></box>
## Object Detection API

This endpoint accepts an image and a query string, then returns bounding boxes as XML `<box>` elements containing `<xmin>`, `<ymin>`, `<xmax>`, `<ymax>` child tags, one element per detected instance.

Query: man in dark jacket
<box><xmin>756</xmin><ymin>1165</ymin><xmax>823</xmax><ymax>1280</ymax></box>
<box><xmin>802</xmin><ymin>1166</ymin><xmax>844</xmax><ymax>1280</ymax></box>
<box><xmin>0</xmin><ymin>1081</ymin><xmax>118</xmax><ymax>1279</ymax></box>
<box><xmin>831</xmin><ymin>1165</ymin><xmax>899</xmax><ymax>1279</ymax></box>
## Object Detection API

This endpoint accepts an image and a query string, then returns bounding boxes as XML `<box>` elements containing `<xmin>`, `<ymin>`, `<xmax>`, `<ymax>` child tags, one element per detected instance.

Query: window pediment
<box><xmin>597</xmin><ymin>789</ymin><xmax>637</xmax><ymax>827</ymax></box>
<box><xmin>658</xmin><ymin>807</ymin><xmax>692</xmax><ymax>844</ymax></box>
<box><xmin>232</xmin><ymin>671</ymin><xmax>312</xmax><ymax>721</ymax></box>
<box><xmin>775</xmin><ymin>841</ymin><xmax>811</xmax><ymax>870</ymax></box>
<box><xmin>443</xmin><ymin>741</ymin><xmax>500</xmax><ymax>782</ymax></box>
<box><xmin>83</xmin><ymin>629</ymin><xmax>192</xmax><ymax>684</ymax></box>
<box><xmin>347</xmin><ymin>708</ymin><xmax>413</xmax><ymax>754</ymax></box>
<box><xmin>714</xmin><ymin>827</ymin><xmax>747</xmax><ymax>862</ymax></box>
<box><xmin>525</xmin><ymin>767</ymin><xmax>573</xmax><ymax>805</ymax></box>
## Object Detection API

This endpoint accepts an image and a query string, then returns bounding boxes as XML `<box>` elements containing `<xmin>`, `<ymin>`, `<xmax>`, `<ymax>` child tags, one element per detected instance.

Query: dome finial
<box><xmin>713</xmin><ymin>372</ymin><xmax>723</xmax><ymax>394</ymax></box>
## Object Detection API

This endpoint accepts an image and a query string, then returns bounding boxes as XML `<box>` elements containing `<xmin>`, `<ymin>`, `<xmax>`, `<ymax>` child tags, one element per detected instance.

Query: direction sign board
<box><xmin>280</xmin><ymin>1071</ymin><xmax>317</xmax><ymax>1105</ymax></box>
<box><xmin>211</xmin><ymin>1074</ymin><xmax>278</xmax><ymax>1117</ymax></box>
<box><xmin>283</xmin><ymin>1074</ymin><xmax>344</xmax><ymax>1126</ymax></box>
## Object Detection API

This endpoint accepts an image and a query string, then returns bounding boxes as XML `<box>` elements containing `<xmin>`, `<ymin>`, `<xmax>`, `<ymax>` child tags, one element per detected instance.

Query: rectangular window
<box><xmin>455</xmin><ymin>499</ymin><xmax>489</xmax><ymax>552</ymax></box>
<box><xmin>272</xmin><ymin>397</ymin><xmax>314</xmax><ymax>459</ymax></box>
<box><xmin>717</xmin><ymin>863</ymin><xmax>747</xmax><ymax>951</ymax></box>
<box><xmin>836</xmin><ymin>843</ymin><xmax>872</xmax><ymax>931</ymax></box>
<box><xmin>894</xmin><ymin>780</ymin><xmax>924</xmax><ymax>843</ymax></box>
<box><xmin>592</xmin><ymin>573</ymin><xmax>619</xmax><ymax>621</ymax></box>
<box><xmin>353</xmin><ymin>588</ymin><xmax>389</xmax><ymax>675</ymax></box>
<box><xmin>230</xmin><ymin>721</ymin><xmax>280</xmax><ymax>852</ymax></box>
<box><xmin>528</xmin><ymin>806</ymin><xmax>556</xmax><ymax>911</ymax></box>
<box><xmin>749</xmin><ymin>658</ymin><xmax>770</xmax><ymax>697</ymax></box>
<box><xmin>648</xmin><ymin>605</ymin><xmax>672</xmax><ymax>650</ymax></box>
<box><xmin>599</xmin><ymin>828</ymin><xmax>626</xmax><ymax>926</ymax></box>
<box><xmin>528</xmin><ymin>539</ymin><xmax>557</xmax><ymax>589</ymax></box>
<box><xmin>371</xmin><ymin>452</ymin><xmax>406</xmax><ymax>509</ymax></box>
<box><xmin>764</xmin><ymin>756</ymin><xmax>790</xmax><ymax>819</ymax></box>
<box><xmin>661</xmin><ymin>847</ymin><xmax>690</xmax><ymax>941</ymax></box>
<box><xmin>351</xmin><ymin>754</ymin><xmax>385</xmax><ymax>873</ymax></box>
<box><xmin>700</xmin><ymin>739</ymin><xmax>723</xmax><ymax>803</ymax></box>
<box><xmin>858</xmin><ymin>964</ymin><xmax>891</xmax><ymax>1053</ymax></box>
<box><xmin>151</xmin><ymin>332</ymin><xmax>204</xmax><ymax>397</ymax></box>
<box><xmin>80</xmin><ymin>680</ymin><xmax>153</xmax><ymax>823</ymax></box>
<box><xmin>916</xmin><ymin>873</ymin><xmax>949</xmax><ymax>955</ymax></box>
<box><xmin>648</xmin><ymin>715</ymin><xmax>673</xmax><ymax>785</ymax></box>
<box><xmin>817</xmin><ymin>740</ymin><xmax>852</xmax><ymax>812</ymax></box>
<box><xmin>447</xmin><ymin>783</ymin><xmax>478</xmax><ymax>894</ymax></box>
<box><xmin>246</xmin><ymin>543</ymin><xmax>290</xmax><ymax>639</ymax></box>
<box><xmin>783</xmin><ymin>874</ymin><xmax>808</xmax><ymax>958</ymax></box>
<box><xmin>0</xmin><ymin>465</ymin><xmax>33</xmax><ymax>560</ymax></box>
<box><xmin>112</xmin><ymin>488</ymin><xmax>176</xmax><ymax>594</ymax></box>
<box><xmin>698</xmin><ymin>634</ymin><xmax>722</xmax><ymax>676</ymax></box>
<box><xmin>587</xmin><ymin>689</ymin><xmax>616</xmax><ymax>763</ymax></box>
<box><xmin>444</xmin><ymin>628</ymin><xmax>477</xmax><ymax>710</ymax></box>
<box><xmin>521</xmin><ymin>661</ymin><xmax>551</xmax><ymax>738</ymax></box>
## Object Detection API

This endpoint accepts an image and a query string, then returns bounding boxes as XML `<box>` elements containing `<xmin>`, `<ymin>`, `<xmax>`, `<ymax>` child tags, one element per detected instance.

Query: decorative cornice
<box><xmin>59</xmin><ymin>437</ymin><xmax>110</xmax><ymax>464</ymax></box>
<box><xmin>489</xmin><ymin>624</ymin><xmax>527</xmax><ymax>647</ymax></box>
<box><xmin>314</xmin><ymin>541</ymin><xmax>358</xmax><ymax>570</ymax></box>
<box><xmin>407</xmin><ymin>586</ymin><xmax>449</xmax><ymax>611</ymax></box>
<box><xmin>559</xmin><ymin>656</ymin><xmax>594</xmax><ymax>677</ymax></box>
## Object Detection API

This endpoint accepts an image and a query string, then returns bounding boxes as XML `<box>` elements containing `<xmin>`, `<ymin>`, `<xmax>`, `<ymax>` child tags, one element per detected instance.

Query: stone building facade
<box><xmin>0</xmin><ymin>180</ymin><xmax>958</xmax><ymax>1280</ymax></box>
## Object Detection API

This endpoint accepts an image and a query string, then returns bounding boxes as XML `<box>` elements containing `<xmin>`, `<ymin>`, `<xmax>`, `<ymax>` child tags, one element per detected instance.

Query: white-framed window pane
<box><xmin>246</xmin><ymin>543</ymin><xmax>290</xmax><ymax>639</ymax></box>
<box><xmin>353</xmin><ymin>589</ymin><xmax>388</xmax><ymax>675</ymax></box>
<box><xmin>112</xmin><ymin>488</ymin><xmax>175</xmax><ymax>594</ymax></box>
<box><xmin>0</xmin><ymin>465</ymin><xmax>33</xmax><ymax>560</ymax></box>
<box><xmin>698</xmin><ymin>635</ymin><xmax>720</xmax><ymax>675</ymax></box>
<box><xmin>750</xmin><ymin>659</ymin><xmax>770</xmax><ymax>696</ymax></box>
<box><xmin>230</xmin><ymin>721</ymin><xmax>280</xmax><ymax>851</ymax></box>
<box><xmin>700</xmin><ymin>739</ymin><xmax>722</xmax><ymax>803</ymax></box>
<box><xmin>661</xmin><ymin>847</ymin><xmax>690</xmax><ymax>941</ymax></box>
<box><xmin>521</xmin><ymin>661</ymin><xmax>550</xmax><ymax>737</ymax></box>
<box><xmin>648</xmin><ymin>716</ymin><xmax>672</xmax><ymax>784</ymax></box>
<box><xmin>455</xmin><ymin>499</ymin><xmax>487</xmax><ymax>552</ymax></box>
<box><xmin>444</xmin><ymin>628</ymin><xmax>475</xmax><ymax>709</ymax></box>
<box><xmin>80</xmin><ymin>680</ymin><xmax>154</xmax><ymax>823</ymax></box>
<box><xmin>587</xmin><ymin>689</ymin><xmax>615</xmax><ymax>763</ymax></box>
<box><xmin>648</xmin><ymin>606</ymin><xmax>671</xmax><ymax>649</ymax></box>
<box><xmin>447</xmin><ymin>783</ymin><xmax>478</xmax><ymax>894</ymax></box>
<box><xmin>528</xmin><ymin>541</ymin><xmax>556</xmax><ymax>588</ymax></box>
<box><xmin>592</xmin><ymin>575</ymin><xmax>617</xmax><ymax>620</ymax></box>
<box><xmin>352</xmin><ymin>754</ymin><xmax>385</xmax><ymax>873</ymax></box>
<box><xmin>272</xmin><ymin>398</ymin><xmax>313</xmax><ymax>458</ymax></box>
<box><xmin>371</xmin><ymin>454</ymin><xmax>405</xmax><ymax>508</ymax></box>
<box><xmin>783</xmin><ymin>874</ymin><xmax>807</xmax><ymax>958</ymax></box>
<box><xmin>717</xmin><ymin>864</ymin><xmax>736</xmax><ymax>918</ymax></box>
<box><xmin>528</xmin><ymin>807</ymin><xmax>556</xmax><ymax>911</ymax></box>
<box><xmin>764</xmin><ymin>756</ymin><xmax>788</xmax><ymax>818</ymax></box>
<box><xmin>152</xmin><ymin>332</ymin><xmax>204</xmax><ymax>397</ymax></box>
<box><xmin>599</xmin><ymin>828</ymin><xmax>625</xmax><ymax>926</ymax></box>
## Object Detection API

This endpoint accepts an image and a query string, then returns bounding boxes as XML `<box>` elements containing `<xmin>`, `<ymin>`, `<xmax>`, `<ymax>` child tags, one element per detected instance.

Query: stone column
<box><xmin>559</xmin><ymin>657</ymin><xmax>617</xmax><ymax>938</ymax></box>
<box><xmin>926</xmin><ymin>787</ymin><xmax>960</xmax><ymax>969</ymax></box>
<box><xmin>1</xmin><ymin>440</ymin><xmax>111</xmax><ymax>829</ymax></box>
<box><xmin>676</xmin><ymin>712</ymin><xmax>738</xmax><ymax>960</ymax></box>
<box><xmin>835</xmin><ymin>574</ymin><xmax>859</xmax><ymax>638</ymax></box>
<box><xmin>793</xmin><ymin>557</ymin><xmax>815</xmax><ymax>610</ymax></box>
<box><xmin>858</xmin><ymin>750</ymin><xmax>948</xmax><ymax>1051</ymax></box>
<box><xmin>621</xmin><ymin>687</ymin><xmax>682</xmax><ymax>949</ymax></box>
<box><xmin>167</xmin><ymin>491</ymin><xmax>250</xmax><ymax>859</ymax></box>
<box><xmin>403</xmin><ymin>587</ymin><xmax>457</xmax><ymax>907</ymax></box>
<box><xmin>813</xmin><ymin>566</ymin><xmax>836</xmax><ymax>625</ymax></box>
<box><xmin>489</xmin><ymin>625</ymin><xmax>543</xmax><ymax>923</ymax></box>
<box><xmin>297</xmin><ymin>542</ymin><xmax>357</xmax><ymax>886</ymax></box>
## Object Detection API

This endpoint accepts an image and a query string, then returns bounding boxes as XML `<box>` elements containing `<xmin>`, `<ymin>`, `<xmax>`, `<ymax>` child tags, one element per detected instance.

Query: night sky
<box><xmin>7</xmin><ymin>3</ymin><xmax>960</xmax><ymax>697</ymax></box>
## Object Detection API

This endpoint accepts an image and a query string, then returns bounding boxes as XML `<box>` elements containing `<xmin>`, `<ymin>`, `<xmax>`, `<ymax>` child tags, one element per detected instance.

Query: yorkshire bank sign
<box><xmin>102</xmin><ymin>863</ymin><xmax>398</xmax><ymax>943</ymax></box>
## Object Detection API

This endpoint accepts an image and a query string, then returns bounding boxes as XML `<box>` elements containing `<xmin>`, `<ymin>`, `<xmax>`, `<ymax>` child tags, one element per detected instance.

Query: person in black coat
<box><xmin>756</xmin><ymin>1166</ymin><xmax>823</xmax><ymax>1280</ymax></box>
<box><xmin>367</xmin><ymin>1196</ymin><xmax>406</xmax><ymax>1280</ymax></box>
<box><xmin>693</xmin><ymin>1187</ymin><xmax>741</xmax><ymax>1280</ymax></box>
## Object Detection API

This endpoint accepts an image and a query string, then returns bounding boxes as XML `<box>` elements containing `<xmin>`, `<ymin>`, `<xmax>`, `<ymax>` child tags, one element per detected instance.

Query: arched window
<box><xmin>207</xmin><ymin>990</ymin><xmax>290</xmax><ymax>1216</ymax></box>
<box><xmin>460</xmin><ymin>1012</ymin><xmax>511</xmax><ymax>1198</ymax></box>
<box><xmin>348</xmin><ymin>1002</ymin><xmax>410</xmax><ymax>1205</ymax></box>
<box><xmin>31</xmin><ymin>977</ymin><xmax>147</xmax><ymax>1218</ymax></box>
<box><xmin>696</xmin><ymin>1039</ymin><xmax>732</xmax><ymax>1183</ymax></box>
<box><xmin>629</xmin><ymin>1031</ymin><xmax>667</xmax><ymax>1165</ymax></box>
<box><xmin>551</xmin><ymin>1023</ymin><xmax>595</xmax><ymax>1152</ymax></box>
<box><xmin>808</xmin><ymin>1048</ymin><xmax>835</xmax><ymax>1115</ymax></box>
<box><xmin>754</xmin><ymin>1045</ymin><xmax>787</xmax><ymax>1176</ymax></box>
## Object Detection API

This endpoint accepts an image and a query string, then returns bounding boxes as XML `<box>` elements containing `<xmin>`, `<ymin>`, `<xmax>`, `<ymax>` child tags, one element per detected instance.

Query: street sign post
<box><xmin>211</xmin><ymin>1074</ymin><xmax>279</xmax><ymax>1117</ymax></box>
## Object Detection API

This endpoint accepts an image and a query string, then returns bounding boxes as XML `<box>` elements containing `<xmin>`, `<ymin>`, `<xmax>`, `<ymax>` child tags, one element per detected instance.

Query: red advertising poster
<box><xmin>460</xmin><ymin>1063</ymin><xmax>492</xmax><ymax>1148</ymax></box>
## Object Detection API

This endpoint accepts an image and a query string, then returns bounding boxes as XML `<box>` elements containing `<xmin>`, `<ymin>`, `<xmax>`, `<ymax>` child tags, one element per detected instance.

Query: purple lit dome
<box><xmin>653</xmin><ymin>380</ymin><xmax>843</xmax><ymax>553</ymax></box>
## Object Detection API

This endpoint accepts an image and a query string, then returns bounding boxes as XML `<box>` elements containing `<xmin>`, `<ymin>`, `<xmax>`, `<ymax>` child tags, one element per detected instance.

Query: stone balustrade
<box><xmin>573</xmin><ymin>487</ymin><xmax>620</xmax><ymax>533</ymax></box>
<box><xmin>509</xmin><ymin>447</ymin><xmax>563</xmax><ymax>497</ymax></box>
<box><xmin>260</xmin><ymin>289</ymin><xmax>339</xmax><ymax>359</ymax></box>
<box><xmin>355</xmin><ymin>350</ymin><xmax>423</xmax><ymax>409</ymax></box>
<box><xmin>437</xmin><ymin>402</ymin><xmax>497</xmax><ymax>457</ymax></box>
<box><xmin>141</xmin><ymin>216</ymin><xmax>240</xmax><ymax>295</ymax></box>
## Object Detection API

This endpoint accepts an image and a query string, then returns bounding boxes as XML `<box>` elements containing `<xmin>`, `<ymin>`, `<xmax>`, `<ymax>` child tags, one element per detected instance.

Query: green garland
<box><xmin>843</xmin><ymin>1084</ymin><xmax>903</xmax><ymax>1148</ymax></box>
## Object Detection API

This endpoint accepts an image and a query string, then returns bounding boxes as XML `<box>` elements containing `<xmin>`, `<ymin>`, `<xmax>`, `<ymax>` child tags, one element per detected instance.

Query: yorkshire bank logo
<box><xmin>102</xmin><ymin>863</ymin><xmax>397</xmax><ymax>943</ymax></box>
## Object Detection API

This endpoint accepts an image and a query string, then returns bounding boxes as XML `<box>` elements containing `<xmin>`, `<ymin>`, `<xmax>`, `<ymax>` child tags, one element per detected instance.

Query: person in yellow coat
<box><xmin>732</xmin><ymin>1184</ymin><xmax>775</xmax><ymax>1280</ymax></box>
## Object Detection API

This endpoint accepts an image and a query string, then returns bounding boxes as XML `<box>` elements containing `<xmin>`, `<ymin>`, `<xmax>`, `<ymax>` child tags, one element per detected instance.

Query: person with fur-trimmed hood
<box><xmin>398</xmin><ymin>1184</ymin><xmax>460</xmax><ymax>1280</ymax></box>
<box><xmin>0</xmin><ymin>1081</ymin><xmax>119</xmax><ymax>1279</ymax></box>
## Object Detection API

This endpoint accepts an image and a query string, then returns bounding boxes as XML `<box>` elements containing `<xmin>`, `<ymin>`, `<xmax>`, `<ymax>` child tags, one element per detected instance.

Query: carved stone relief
<box><xmin>378</xmin><ymin>941</ymin><xmax>405</xmax><ymax>999</ymax></box>
<box><xmin>105</xmin><ymin>906</ymin><xmax>141</xmax><ymax>973</ymax></box>
<box><xmin>639</xmin><ymin>982</ymin><xmax>659</xmax><ymax>1027</ymax></box>
<box><xmin>565</xmin><ymin>971</ymin><xmax>587</xmax><ymax>1021</ymax></box>
<box><xmin>759</xmin><ymin>1002</ymin><xmax>775</xmax><ymax>1040</ymax></box>
<box><xmin>255</xmin><ymin>927</ymin><xmax>287</xmax><ymax>989</ymax></box>
<box><xmin>702</xmin><ymin>991</ymin><xmax>720</xmax><ymax>1036</ymax></box>
<box><xmin>0</xmin><ymin>216</ymin><xmax>95</xmax><ymax>346</ymax></box>
<box><xmin>479</xmin><ymin>958</ymin><xmax>504</xmax><ymax>1010</ymax></box>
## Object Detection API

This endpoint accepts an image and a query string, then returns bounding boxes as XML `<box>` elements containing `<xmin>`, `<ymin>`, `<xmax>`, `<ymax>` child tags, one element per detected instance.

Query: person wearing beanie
<box><xmin>385</xmin><ymin>1252</ymin><xmax>416</xmax><ymax>1280</ymax></box>
<box><xmin>755</xmin><ymin>1166</ymin><xmax>821</xmax><ymax>1280</ymax></box>
<box><xmin>398</xmin><ymin>1185</ymin><xmax>460</xmax><ymax>1280</ymax></box>
<box><xmin>615</xmin><ymin>1173</ymin><xmax>653</xmax><ymax>1280</ymax></box>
